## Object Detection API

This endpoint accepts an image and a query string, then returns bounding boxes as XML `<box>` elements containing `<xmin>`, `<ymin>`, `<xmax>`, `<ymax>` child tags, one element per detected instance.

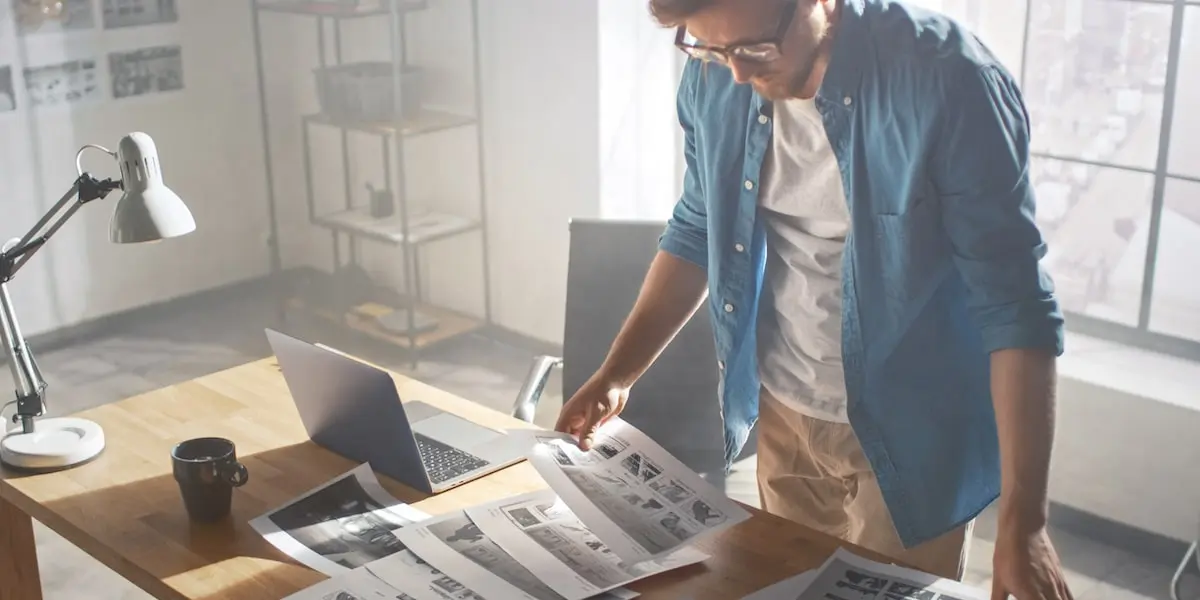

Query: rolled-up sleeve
<box><xmin>934</xmin><ymin>62</ymin><xmax>1064</xmax><ymax>355</ymax></box>
<box><xmin>658</xmin><ymin>58</ymin><xmax>709</xmax><ymax>270</ymax></box>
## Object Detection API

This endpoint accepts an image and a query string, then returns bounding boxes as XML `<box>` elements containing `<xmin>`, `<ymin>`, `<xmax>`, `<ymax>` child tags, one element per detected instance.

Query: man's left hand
<box><xmin>991</xmin><ymin>518</ymin><xmax>1073</xmax><ymax>600</ymax></box>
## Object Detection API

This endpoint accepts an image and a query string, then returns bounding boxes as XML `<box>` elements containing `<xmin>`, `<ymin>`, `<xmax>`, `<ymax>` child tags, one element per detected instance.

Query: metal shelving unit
<box><xmin>251</xmin><ymin>0</ymin><xmax>493</xmax><ymax>362</ymax></box>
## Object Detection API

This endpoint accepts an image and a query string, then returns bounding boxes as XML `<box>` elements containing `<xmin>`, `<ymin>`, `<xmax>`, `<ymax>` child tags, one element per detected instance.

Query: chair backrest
<box><xmin>563</xmin><ymin>218</ymin><xmax>724</xmax><ymax>475</ymax></box>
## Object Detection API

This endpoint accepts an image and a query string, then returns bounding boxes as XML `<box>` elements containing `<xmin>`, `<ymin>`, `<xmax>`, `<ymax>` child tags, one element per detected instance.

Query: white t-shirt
<box><xmin>756</xmin><ymin>97</ymin><xmax>851</xmax><ymax>423</ymax></box>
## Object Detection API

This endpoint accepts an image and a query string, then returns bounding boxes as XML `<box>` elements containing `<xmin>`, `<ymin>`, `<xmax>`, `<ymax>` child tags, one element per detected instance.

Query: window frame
<box><xmin>1016</xmin><ymin>0</ymin><xmax>1200</xmax><ymax>361</ymax></box>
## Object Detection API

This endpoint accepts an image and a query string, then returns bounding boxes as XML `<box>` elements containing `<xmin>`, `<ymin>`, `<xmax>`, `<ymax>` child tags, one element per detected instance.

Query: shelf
<box><xmin>255</xmin><ymin>0</ymin><xmax>427</xmax><ymax>18</ymax></box>
<box><xmin>314</xmin><ymin>207</ymin><xmax>479</xmax><ymax>246</ymax></box>
<box><xmin>304</xmin><ymin>109</ymin><xmax>476</xmax><ymax>137</ymax></box>
<box><xmin>287</xmin><ymin>296</ymin><xmax>483</xmax><ymax>350</ymax></box>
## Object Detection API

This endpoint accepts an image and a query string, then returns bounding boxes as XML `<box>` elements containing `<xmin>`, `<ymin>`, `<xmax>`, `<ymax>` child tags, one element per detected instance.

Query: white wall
<box><xmin>0</xmin><ymin>1</ymin><xmax>272</xmax><ymax>337</ymax></box>
<box><xmin>598</xmin><ymin>2</ymin><xmax>681</xmax><ymax>222</ymax></box>
<box><xmin>473</xmin><ymin>0</ymin><xmax>602</xmax><ymax>343</ymax></box>
<box><xmin>1053</xmin><ymin>341</ymin><xmax>1200</xmax><ymax>541</ymax></box>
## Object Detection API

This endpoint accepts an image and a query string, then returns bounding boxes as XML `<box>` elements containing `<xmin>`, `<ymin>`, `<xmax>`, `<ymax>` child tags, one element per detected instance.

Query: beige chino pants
<box><xmin>756</xmin><ymin>388</ymin><xmax>973</xmax><ymax>579</ymax></box>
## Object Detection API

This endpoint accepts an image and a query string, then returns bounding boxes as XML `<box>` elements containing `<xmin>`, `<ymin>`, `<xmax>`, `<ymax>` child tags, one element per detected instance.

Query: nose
<box><xmin>728</xmin><ymin>59</ymin><xmax>758</xmax><ymax>84</ymax></box>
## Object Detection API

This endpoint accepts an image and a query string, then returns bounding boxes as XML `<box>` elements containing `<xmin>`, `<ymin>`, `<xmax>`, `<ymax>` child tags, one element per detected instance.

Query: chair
<box><xmin>1171</xmin><ymin>536</ymin><xmax>1198</xmax><ymax>600</ymax></box>
<box><xmin>511</xmin><ymin>218</ymin><xmax>726</xmax><ymax>477</ymax></box>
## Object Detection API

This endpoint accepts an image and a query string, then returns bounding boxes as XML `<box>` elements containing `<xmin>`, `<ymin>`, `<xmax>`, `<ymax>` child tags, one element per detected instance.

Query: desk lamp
<box><xmin>0</xmin><ymin>132</ymin><xmax>196</xmax><ymax>471</ymax></box>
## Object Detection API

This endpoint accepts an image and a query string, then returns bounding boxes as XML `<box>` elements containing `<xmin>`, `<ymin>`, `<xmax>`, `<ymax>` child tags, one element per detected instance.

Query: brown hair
<box><xmin>648</xmin><ymin>0</ymin><xmax>712</xmax><ymax>27</ymax></box>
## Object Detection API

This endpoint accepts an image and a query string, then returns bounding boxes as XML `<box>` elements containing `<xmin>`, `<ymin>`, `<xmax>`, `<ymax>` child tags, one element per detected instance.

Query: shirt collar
<box><xmin>816</xmin><ymin>0</ymin><xmax>868</xmax><ymax>107</ymax></box>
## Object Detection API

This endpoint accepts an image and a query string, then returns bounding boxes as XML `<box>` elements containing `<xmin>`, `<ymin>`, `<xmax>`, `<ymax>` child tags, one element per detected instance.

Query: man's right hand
<box><xmin>554</xmin><ymin>376</ymin><xmax>629</xmax><ymax>451</ymax></box>
<box><xmin>551</xmin><ymin>250</ymin><xmax>708</xmax><ymax>451</ymax></box>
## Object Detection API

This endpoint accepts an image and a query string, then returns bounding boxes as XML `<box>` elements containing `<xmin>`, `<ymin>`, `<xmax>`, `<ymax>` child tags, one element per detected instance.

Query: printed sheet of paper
<box><xmin>364</xmin><ymin>549</ymin><xmax>491</xmax><ymax>600</ymax></box>
<box><xmin>465</xmin><ymin>489</ymin><xmax>709</xmax><ymax>600</ymax></box>
<box><xmin>394</xmin><ymin>510</ymin><xmax>638</xmax><ymax>600</ymax></box>
<box><xmin>281</xmin><ymin>565</ymin><xmax>409</xmax><ymax>600</ymax></box>
<box><xmin>282</xmin><ymin>550</ymin><xmax>491</xmax><ymax>600</ymax></box>
<box><xmin>519</xmin><ymin>418</ymin><xmax>750</xmax><ymax>563</ymax></box>
<box><xmin>751</xmin><ymin>548</ymin><xmax>987</xmax><ymax>600</ymax></box>
<box><xmin>250</xmin><ymin>463</ymin><xmax>429</xmax><ymax>576</ymax></box>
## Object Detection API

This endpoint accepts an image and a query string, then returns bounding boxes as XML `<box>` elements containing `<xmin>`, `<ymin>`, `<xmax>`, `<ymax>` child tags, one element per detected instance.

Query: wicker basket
<box><xmin>314</xmin><ymin>62</ymin><xmax>421</xmax><ymax>123</ymax></box>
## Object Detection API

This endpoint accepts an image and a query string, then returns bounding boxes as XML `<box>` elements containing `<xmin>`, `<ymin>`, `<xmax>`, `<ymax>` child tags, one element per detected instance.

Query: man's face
<box><xmin>683</xmin><ymin>0</ymin><xmax>829</xmax><ymax>100</ymax></box>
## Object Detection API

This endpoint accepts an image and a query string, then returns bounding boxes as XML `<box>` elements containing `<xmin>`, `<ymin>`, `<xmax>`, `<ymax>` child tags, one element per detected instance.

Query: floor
<box><xmin>3</xmin><ymin>281</ymin><xmax>1197</xmax><ymax>600</ymax></box>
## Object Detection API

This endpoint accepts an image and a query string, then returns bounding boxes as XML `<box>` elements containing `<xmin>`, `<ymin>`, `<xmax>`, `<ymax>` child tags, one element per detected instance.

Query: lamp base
<box><xmin>0</xmin><ymin>417</ymin><xmax>105</xmax><ymax>472</ymax></box>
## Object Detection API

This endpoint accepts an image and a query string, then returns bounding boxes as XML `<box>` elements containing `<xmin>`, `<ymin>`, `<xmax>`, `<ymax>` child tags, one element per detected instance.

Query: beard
<box><xmin>757</xmin><ymin>4</ymin><xmax>835</xmax><ymax>100</ymax></box>
<box><xmin>751</xmin><ymin>48</ymin><xmax>821</xmax><ymax>100</ymax></box>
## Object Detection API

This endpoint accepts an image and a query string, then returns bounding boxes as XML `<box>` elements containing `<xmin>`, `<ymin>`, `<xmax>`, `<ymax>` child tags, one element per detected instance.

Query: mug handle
<box><xmin>221</xmin><ymin>461</ymin><xmax>250</xmax><ymax>488</ymax></box>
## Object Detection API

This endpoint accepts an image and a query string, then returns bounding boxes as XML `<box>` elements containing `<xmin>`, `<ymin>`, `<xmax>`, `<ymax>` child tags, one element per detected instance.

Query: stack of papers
<box><xmin>249</xmin><ymin>464</ymin><xmax>429</xmax><ymax>575</ymax></box>
<box><xmin>520</xmin><ymin>420</ymin><xmax>749</xmax><ymax>564</ymax></box>
<box><xmin>249</xmin><ymin>419</ymin><xmax>973</xmax><ymax>600</ymax></box>
<box><xmin>742</xmin><ymin>547</ymin><xmax>986</xmax><ymax>600</ymax></box>
<box><xmin>252</xmin><ymin>419</ymin><xmax>744</xmax><ymax>599</ymax></box>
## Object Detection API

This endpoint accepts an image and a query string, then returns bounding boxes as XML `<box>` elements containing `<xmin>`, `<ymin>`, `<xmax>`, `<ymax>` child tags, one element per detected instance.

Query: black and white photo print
<box><xmin>266</xmin><ymin>474</ymin><xmax>413</xmax><ymax>570</ymax></box>
<box><xmin>101</xmin><ymin>0</ymin><xmax>178</xmax><ymax>29</ymax></box>
<box><xmin>109</xmin><ymin>45</ymin><xmax>183</xmax><ymax>99</ymax></box>
<box><xmin>13</xmin><ymin>0</ymin><xmax>95</xmax><ymax>35</ymax></box>
<box><xmin>24</xmin><ymin>59</ymin><xmax>101</xmax><ymax>107</ymax></box>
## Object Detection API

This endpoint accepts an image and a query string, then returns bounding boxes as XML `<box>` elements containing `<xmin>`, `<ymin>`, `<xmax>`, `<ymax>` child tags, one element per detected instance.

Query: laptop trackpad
<box><xmin>411</xmin><ymin>413</ymin><xmax>501</xmax><ymax>449</ymax></box>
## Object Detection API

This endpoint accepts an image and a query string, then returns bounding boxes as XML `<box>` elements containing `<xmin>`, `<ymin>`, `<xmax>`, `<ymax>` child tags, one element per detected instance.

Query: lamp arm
<box><xmin>0</xmin><ymin>172</ymin><xmax>121</xmax><ymax>434</ymax></box>
<box><xmin>1</xmin><ymin>173</ymin><xmax>122</xmax><ymax>282</ymax></box>
<box><xmin>0</xmin><ymin>281</ymin><xmax>43</xmax><ymax>433</ymax></box>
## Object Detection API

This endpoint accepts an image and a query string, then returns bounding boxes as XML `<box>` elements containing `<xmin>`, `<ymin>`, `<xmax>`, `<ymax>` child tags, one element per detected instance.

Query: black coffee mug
<box><xmin>171</xmin><ymin>437</ymin><xmax>249</xmax><ymax>522</ymax></box>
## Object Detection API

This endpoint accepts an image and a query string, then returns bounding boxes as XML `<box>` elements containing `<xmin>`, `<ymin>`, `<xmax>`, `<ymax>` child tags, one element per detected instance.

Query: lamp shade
<box><xmin>109</xmin><ymin>132</ymin><xmax>196</xmax><ymax>244</ymax></box>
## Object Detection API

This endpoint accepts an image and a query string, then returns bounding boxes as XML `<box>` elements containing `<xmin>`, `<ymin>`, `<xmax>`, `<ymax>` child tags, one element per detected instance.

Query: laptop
<box><xmin>265</xmin><ymin>328</ymin><xmax>529</xmax><ymax>494</ymax></box>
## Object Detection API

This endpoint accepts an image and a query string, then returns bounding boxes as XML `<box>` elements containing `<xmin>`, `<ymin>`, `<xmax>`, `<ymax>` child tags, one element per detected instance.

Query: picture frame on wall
<box><xmin>109</xmin><ymin>45</ymin><xmax>183</xmax><ymax>99</ymax></box>
<box><xmin>0</xmin><ymin>66</ymin><xmax>15</xmax><ymax>112</ymax></box>
<box><xmin>13</xmin><ymin>0</ymin><xmax>95</xmax><ymax>35</ymax></box>
<box><xmin>24</xmin><ymin>58</ymin><xmax>101</xmax><ymax>107</ymax></box>
<box><xmin>101</xmin><ymin>0</ymin><xmax>178</xmax><ymax>29</ymax></box>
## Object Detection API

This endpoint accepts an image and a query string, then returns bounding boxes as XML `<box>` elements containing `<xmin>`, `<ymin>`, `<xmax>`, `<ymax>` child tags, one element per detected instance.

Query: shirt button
<box><xmin>734</xmin><ymin>243</ymin><xmax>745</xmax><ymax>253</ymax></box>
<box><xmin>757</xmin><ymin>114</ymin><xmax>769</xmax><ymax>125</ymax></box>
<box><xmin>723</xmin><ymin>302</ymin><xmax>735</xmax><ymax>313</ymax></box>
<box><xmin>843</xmin><ymin>96</ymin><xmax>853</xmax><ymax>106</ymax></box>
<box><xmin>744</xmin><ymin>180</ymin><xmax>754</xmax><ymax>191</ymax></box>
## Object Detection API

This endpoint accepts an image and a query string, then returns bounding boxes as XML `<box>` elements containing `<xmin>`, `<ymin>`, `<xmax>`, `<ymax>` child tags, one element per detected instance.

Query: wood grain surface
<box><xmin>0</xmin><ymin>357</ymin><xmax>884</xmax><ymax>599</ymax></box>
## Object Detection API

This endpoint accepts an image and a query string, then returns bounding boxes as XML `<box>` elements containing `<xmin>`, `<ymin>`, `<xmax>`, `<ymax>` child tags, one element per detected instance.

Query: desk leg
<box><xmin>0</xmin><ymin>494</ymin><xmax>42</xmax><ymax>600</ymax></box>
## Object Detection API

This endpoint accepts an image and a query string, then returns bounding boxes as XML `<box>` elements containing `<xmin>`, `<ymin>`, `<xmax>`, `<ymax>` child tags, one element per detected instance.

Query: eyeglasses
<box><xmin>675</xmin><ymin>0</ymin><xmax>798</xmax><ymax>65</ymax></box>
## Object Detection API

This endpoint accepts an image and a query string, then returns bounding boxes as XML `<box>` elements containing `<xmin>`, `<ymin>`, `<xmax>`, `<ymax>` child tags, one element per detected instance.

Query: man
<box><xmin>555</xmin><ymin>0</ymin><xmax>1074</xmax><ymax>596</ymax></box>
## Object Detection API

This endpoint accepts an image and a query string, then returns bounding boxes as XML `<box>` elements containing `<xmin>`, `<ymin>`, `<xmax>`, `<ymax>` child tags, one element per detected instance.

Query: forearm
<box><xmin>596</xmin><ymin>250</ymin><xmax>708</xmax><ymax>389</ymax></box>
<box><xmin>990</xmin><ymin>347</ymin><xmax>1057</xmax><ymax>528</ymax></box>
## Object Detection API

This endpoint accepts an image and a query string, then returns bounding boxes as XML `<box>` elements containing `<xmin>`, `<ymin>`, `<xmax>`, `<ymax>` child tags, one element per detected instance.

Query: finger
<box><xmin>597</xmin><ymin>390</ymin><xmax>622</xmax><ymax>426</ymax></box>
<box><xmin>1056</xmin><ymin>575</ymin><xmax>1074</xmax><ymax>600</ymax></box>
<box><xmin>552</xmin><ymin>410</ymin><xmax>571</xmax><ymax>433</ymax></box>
<box><xmin>579</xmin><ymin>407</ymin><xmax>602</xmax><ymax>451</ymax></box>
<box><xmin>554</xmin><ymin>407</ymin><xmax>584</xmax><ymax>436</ymax></box>
<box><xmin>990</xmin><ymin>579</ymin><xmax>1007</xmax><ymax>600</ymax></box>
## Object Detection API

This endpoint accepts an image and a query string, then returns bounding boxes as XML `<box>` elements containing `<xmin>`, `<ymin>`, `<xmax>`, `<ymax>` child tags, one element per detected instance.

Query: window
<box><xmin>1149</xmin><ymin>177</ymin><xmax>1200</xmax><ymax>342</ymax></box>
<box><xmin>1034</xmin><ymin>160</ymin><xmax>1154</xmax><ymax>327</ymax></box>
<box><xmin>1167</xmin><ymin>8</ymin><xmax>1200</xmax><ymax>179</ymax></box>
<box><xmin>918</xmin><ymin>0</ymin><xmax>1200</xmax><ymax>359</ymax></box>
<box><xmin>1025</xmin><ymin>0</ymin><xmax>1172</xmax><ymax>171</ymax></box>
<box><xmin>1020</xmin><ymin>0</ymin><xmax>1200</xmax><ymax>359</ymax></box>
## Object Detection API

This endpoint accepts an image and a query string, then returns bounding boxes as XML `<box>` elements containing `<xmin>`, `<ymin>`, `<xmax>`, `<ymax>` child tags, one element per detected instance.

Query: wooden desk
<box><xmin>0</xmin><ymin>357</ymin><xmax>885</xmax><ymax>600</ymax></box>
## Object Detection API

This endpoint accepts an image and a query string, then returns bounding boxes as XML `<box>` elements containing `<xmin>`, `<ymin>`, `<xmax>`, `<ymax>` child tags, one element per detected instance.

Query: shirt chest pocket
<box><xmin>858</xmin><ymin>156</ymin><xmax>938</xmax><ymax>217</ymax></box>
<box><xmin>872</xmin><ymin>197</ymin><xmax>950</xmax><ymax>305</ymax></box>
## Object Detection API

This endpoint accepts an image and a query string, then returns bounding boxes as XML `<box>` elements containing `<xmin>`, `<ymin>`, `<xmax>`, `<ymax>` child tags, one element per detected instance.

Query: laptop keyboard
<box><xmin>414</xmin><ymin>433</ymin><xmax>490</xmax><ymax>485</ymax></box>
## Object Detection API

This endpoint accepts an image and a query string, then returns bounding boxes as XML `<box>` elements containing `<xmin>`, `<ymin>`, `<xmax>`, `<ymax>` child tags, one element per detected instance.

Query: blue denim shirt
<box><xmin>658</xmin><ymin>0</ymin><xmax>1065</xmax><ymax>547</ymax></box>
